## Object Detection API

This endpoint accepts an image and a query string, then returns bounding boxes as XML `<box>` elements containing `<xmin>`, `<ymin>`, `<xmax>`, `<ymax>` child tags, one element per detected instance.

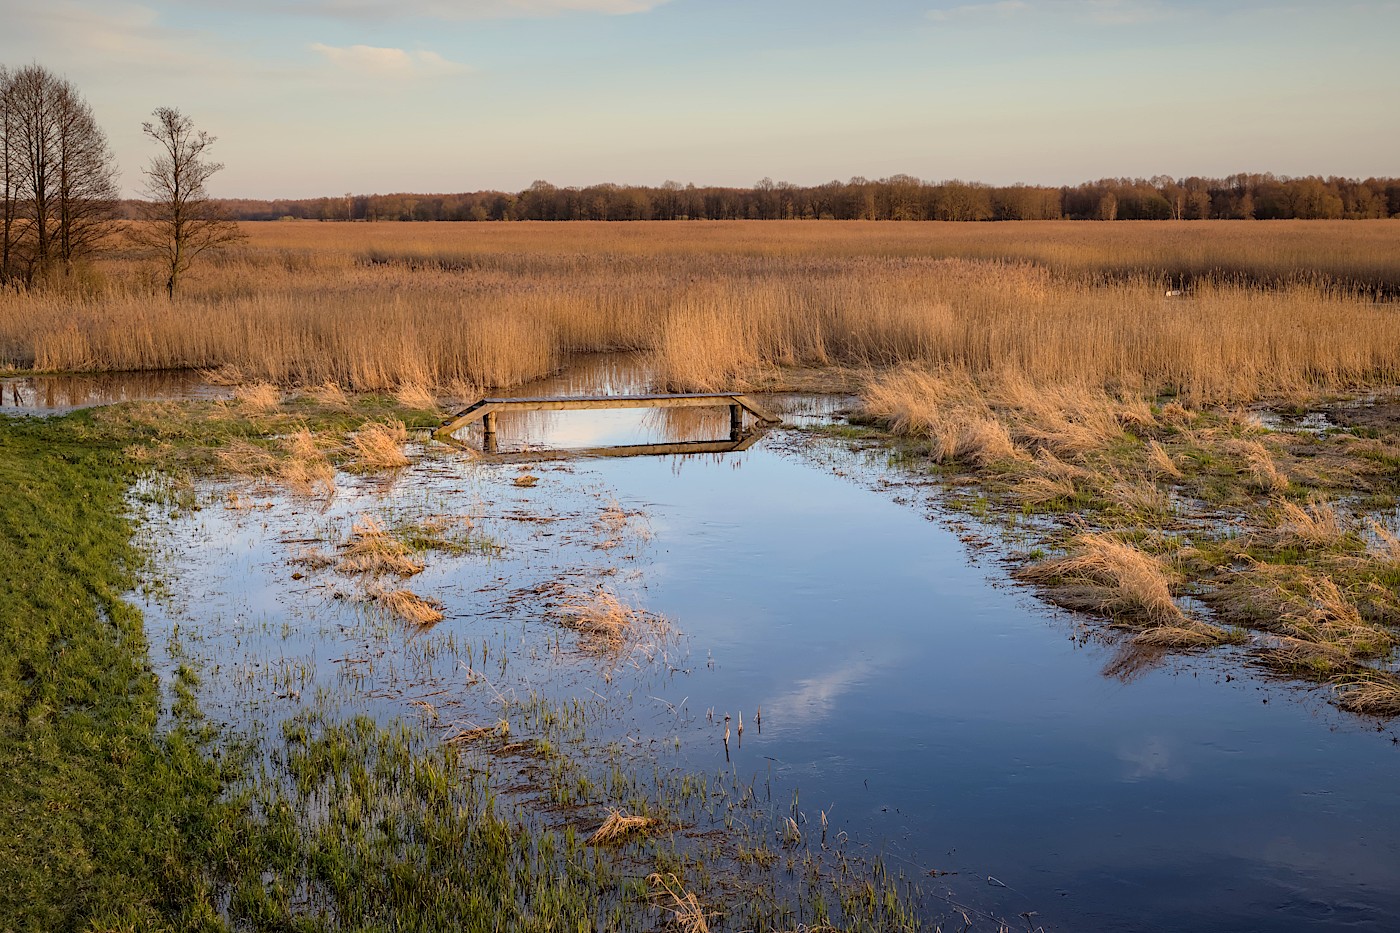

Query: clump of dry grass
<box><xmin>1267</xmin><ymin>497</ymin><xmax>1347</xmax><ymax>549</ymax></box>
<box><xmin>646</xmin><ymin>872</ymin><xmax>711</xmax><ymax>933</ymax></box>
<box><xmin>235</xmin><ymin>381</ymin><xmax>281</xmax><ymax>412</ymax></box>
<box><xmin>587</xmin><ymin>809</ymin><xmax>659</xmax><ymax>846</ymax></box>
<box><xmin>1018</xmin><ymin>533</ymin><xmax>1186</xmax><ymax>626</ymax></box>
<box><xmin>338</xmin><ymin>515</ymin><xmax>424</xmax><ymax>577</ymax></box>
<box><xmin>1021</xmin><ymin>533</ymin><xmax>1238</xmax><ymax>647</ymax></box>
<box><xmin>304</xmin><ymin>380</ymin><xmax>350</xmax><ymax>409</ymax></box>
<box><xmin>1215</xmin><ymin>565</ymin><xmax>1393</xmax><ymax>674</ymax></box>
<box><xmin>1014</xmin><ymin>450</ymin><xmax>1090</xmax><ymax>505</ymax></box>
<box><xmin>860</xmin><ymin>368</ymin><xmax>1025</xmax><ymax>467</ymax></box>
<box><xmin>351</xmin><ymin>419</ymin><xmax>410</xmax><ymax>470</ymax></box>
<box><xmin>558</xmin><ymin>586</ymin><xmax>667</xmax><ymax>654</ymax></box>
<box><xmin>1228</xmin><ymin>438</ymin><xmax>1290</xmax><ymax>493</ymax></box>
<box><xmin>215</xmin><ymin>438</ymin><xmax>279</xmax><ymax>477</ymax></box>
<box><xmin>1146</xmin><ymin>440</ymin><xmax>1182</xmax><ymax>479</ymax></box>
<box><xmin>1105</xmin><ymin>478</ymin><xmax>1174</xmax><ymax>520</ymax></box>
<box><xmin>371</xmin><ymin>588</ymin><xmax>444</xmax><ymax>627</ymax></box>
<box><xmin>394</xmin><ymin>382</ymin><xmax>438</xmax><ymax>411</ymax></box>
<box><xmin>278</xmin><ymin>428</ymin><xmax>337</xmax><ymax>497</ymax></box>
<box><xmin>1336</xmin><ymin>674</ymin><xmax>1400</xmax><ymax>717</ymax></box>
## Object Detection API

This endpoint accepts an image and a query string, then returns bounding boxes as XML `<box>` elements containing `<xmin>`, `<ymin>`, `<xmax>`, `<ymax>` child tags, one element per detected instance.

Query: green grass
<box><xmin>0</xmin><ymin>415</ymin><xmax>231</xmax><ymax>932</ymax></box>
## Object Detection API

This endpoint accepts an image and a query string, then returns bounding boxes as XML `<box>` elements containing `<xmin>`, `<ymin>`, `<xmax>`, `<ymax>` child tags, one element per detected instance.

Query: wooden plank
<box><xmin>485</xmin><ymin>433</ymin><xmax>763</xmax><ymax>462</ymax></box>
<box><xmin>731</xmin><ymin>394</ymin><xmax>781</xmax><ymax>423</ymax></box>
<box><xmin>435</xmin><ymin>392</ymin><xmax>783</xmax><ymax>438</ymax></box>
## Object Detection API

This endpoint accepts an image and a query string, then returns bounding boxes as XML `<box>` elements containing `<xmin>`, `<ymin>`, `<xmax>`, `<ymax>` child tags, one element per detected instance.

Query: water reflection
<box><xmin>133</xmin><ymin>353</ymin><xmax>1400</xmax><ymax>932</ymax></box>
<box><xmin>1</xmin><ymin>371</ymin><xmax>229</xmax><ymax>413</ymax></box>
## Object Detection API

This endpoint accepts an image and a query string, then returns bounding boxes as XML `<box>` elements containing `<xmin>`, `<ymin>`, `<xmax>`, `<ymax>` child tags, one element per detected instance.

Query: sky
<box><xmin>2</xmin><ymin>0</ymin><xmax>1397</xmax><ymax>197</ymax></box>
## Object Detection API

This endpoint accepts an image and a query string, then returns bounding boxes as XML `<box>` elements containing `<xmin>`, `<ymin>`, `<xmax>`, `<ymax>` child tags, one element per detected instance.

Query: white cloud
<box><xmin>759</xmin><ymin>659</ymin><xmax>877</xmax><ymax>733</ymax></box>
<box><xmin>310</xmin><ymin>42</ymin><xmax>470</xmax><ymax>77</ymax></box>
<box><xmin>309</xmin><ymin>0</ymin><xmax>669</xmax><ymax>19</ymax></box>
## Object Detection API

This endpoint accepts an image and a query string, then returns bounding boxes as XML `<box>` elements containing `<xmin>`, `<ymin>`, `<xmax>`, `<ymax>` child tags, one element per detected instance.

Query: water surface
<box><xmin>140</xmin><ymin>359</ymin><xmax>1400</xmax><ymax>932</ymax></box>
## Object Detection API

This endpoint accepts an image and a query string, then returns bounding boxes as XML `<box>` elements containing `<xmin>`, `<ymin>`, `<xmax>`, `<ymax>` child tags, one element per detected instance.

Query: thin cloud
<box><xmin>310</xmin><ymin>42</ymin><xmax>470</xmax><ymax>77</ymax></box>
<box><xmin>927</xmin><ymin>1</ymin><xmax>1031</xmax><ymax>22</ymax></box>
<box><xmin>927</xmin><ymin>0</ymin><xmax>1171</xmax><ymax>25</ymax></box>
<box><xmin>308</xmin><ymin>0</ymin><xmax>669</xmax><ymax>19</ymax></box>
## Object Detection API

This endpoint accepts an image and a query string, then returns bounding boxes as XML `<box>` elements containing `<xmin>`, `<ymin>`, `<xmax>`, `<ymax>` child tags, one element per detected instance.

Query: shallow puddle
<box><xmin>139</xmin><ymin>360</ymin><xmax>1400</xmax><ymax>932</ymax></box>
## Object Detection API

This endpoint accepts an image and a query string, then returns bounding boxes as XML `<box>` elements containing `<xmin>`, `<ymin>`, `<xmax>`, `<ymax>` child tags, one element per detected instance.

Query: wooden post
<box><xmin>730</xmin><ymin>403</ymin><xmax>743</xmax><ymax>440</ymax></box>
<box><xmin>482</xmin><ymin>411</ymin><xmax>498</xmax><ymax>453</ymax></box>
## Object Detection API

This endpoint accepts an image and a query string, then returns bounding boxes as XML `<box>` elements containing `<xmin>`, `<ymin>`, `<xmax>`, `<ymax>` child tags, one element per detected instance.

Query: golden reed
<box><xmin>0</xmin><ymin>220</ymin><xmax>1395</xmax><ymax>404</ymax></box>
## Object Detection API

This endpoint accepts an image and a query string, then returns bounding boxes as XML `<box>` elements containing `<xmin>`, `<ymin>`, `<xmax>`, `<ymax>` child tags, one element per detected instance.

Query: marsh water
<box><xmin>136</xmin><ymin>357</ymin><xmax>1400</xmax><ymax>932</ymax></box>
<box><xmin>1</xmin><ymin>371</ymin><xmax>231</xmax><ymax>413</ymax></box>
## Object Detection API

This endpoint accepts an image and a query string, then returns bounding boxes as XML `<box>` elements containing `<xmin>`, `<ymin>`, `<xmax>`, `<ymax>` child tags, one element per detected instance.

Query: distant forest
<box><xmin>135</xmin><ymin>173</ymin><xmax>1400</xmax><ymax>223</ymax></box>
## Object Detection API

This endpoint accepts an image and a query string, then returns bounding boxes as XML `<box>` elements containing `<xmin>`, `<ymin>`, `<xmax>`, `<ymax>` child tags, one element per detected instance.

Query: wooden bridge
<box><xmin>435</xmin><ymin>393</ymin><xmax>781</xmax><ymax>453</ymax></box>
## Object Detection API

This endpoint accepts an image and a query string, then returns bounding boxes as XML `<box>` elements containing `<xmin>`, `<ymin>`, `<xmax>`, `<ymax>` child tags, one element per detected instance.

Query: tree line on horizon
<box><xmin>176</xmin><ymin>173</ymin><xmax>1400</xmax><ymax>224</ymax></box>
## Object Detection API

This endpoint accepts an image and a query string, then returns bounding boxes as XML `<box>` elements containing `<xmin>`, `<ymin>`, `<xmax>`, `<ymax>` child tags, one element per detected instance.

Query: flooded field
<box><xmin>136</xmin><ymin>359</ymin><xmax>1400</xmax><ymax>932</ymax></box>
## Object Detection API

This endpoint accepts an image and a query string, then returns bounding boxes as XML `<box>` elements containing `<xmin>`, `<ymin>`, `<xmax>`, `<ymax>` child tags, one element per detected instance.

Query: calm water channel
<box><xmin>128</xmin><ymin>358</ymin><xmax>1399</xmax><ymax>932</ymax></box>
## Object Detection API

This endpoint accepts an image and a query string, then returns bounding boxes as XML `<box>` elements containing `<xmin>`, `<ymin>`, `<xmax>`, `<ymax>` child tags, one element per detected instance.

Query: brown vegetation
<box><xmin>1</xmin><ymin>222</ymin><xmax>1397</xmax><ymax>402</ymax></box>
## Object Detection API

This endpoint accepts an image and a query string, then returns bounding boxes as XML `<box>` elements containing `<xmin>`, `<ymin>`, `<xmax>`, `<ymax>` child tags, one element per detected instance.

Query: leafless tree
<box><xmin>132</xmin><ymin>106</ymin><xmax>242</xmax><ymax>298</ymax></box>
<box><xmin>0</xmin><ymin>64</ymin><xmax>117</xmax><ymax>288</ymax></box>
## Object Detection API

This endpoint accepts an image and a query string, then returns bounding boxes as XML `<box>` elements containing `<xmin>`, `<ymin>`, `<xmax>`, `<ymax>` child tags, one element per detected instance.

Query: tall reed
<box><xmin>1</xmin><ymin>221</ymin><xmax>1395</xmax><ymax>403</ymax></box>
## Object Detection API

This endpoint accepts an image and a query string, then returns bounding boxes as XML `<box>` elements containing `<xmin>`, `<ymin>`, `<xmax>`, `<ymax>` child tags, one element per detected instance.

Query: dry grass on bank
<box><xmin>0</xmin><ymin>221</ymin><xmax>1396</xmax><ymax>404</ymax></box>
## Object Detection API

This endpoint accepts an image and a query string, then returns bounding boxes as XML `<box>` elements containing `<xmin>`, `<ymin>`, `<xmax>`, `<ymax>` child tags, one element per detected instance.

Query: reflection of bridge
<box><xmin>435</xmin><ymin>393</ymin><xmax>781</xmax><ymax>454</ymax></box>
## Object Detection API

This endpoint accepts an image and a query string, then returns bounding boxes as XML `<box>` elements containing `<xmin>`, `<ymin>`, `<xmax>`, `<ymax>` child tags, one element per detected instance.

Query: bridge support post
<box><xmin>730</xmin><ymin>403</ymin><xmax>743</xmax><ymax>440</ymax></box>
<box><xmin>482</xmin><ymin>411</ymin><xmax>498</xmax><ymax>453</ymax></box>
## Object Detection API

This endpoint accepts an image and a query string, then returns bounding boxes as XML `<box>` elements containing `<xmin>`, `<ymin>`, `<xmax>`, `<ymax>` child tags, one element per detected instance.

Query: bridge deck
<box><xmin>436</xmin><ymin>392</ymin><xmax>779</xmax><ymax>442</ymax></box>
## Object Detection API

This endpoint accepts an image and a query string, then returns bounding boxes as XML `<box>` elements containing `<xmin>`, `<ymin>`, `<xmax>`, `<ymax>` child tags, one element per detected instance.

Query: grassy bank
<box><xmin>0</xmin><ymin>415</ymin><xmax>230</xmax><ymax>930</ymax></box>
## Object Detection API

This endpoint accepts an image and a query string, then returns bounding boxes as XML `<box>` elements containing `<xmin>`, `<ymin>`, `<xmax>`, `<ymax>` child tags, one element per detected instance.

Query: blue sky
<box><xmin>3</xmin><ymin>0</ymin><xmax>1397</xmax><ymax>197</ymax></box>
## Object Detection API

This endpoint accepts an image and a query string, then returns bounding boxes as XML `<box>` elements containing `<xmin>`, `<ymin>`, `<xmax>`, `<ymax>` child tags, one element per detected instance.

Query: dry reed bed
<box><xmin>1</xmin><ymin>222</ymin><xmax>1396</xmax><ymax>404</ymax></box>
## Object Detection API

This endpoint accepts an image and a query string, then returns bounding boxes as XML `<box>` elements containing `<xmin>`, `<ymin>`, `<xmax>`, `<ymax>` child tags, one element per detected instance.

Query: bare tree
<box><xmin>0</xmin><ymin>64</ymin><xmax>117</xmax><ymax>288</ymax></box>
<box><xmin>132</xmin><ymin>107</ymin><xmax>242</xmax><ymax>298</ymax></box>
